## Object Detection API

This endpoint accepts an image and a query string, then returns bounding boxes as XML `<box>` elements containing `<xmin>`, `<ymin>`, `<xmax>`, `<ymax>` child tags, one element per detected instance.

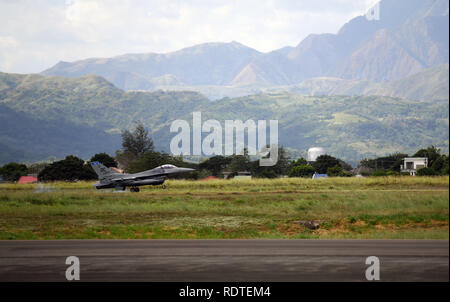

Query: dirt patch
<box><xmin>276</xmin><ymin>223</ymin><xmax>305</xmax><ymax>236</ymax></box>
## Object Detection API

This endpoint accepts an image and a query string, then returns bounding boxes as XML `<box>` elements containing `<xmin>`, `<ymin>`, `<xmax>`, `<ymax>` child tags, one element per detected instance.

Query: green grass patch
<box><xmin>0</xmin><ymin>177</ymin><xmax>448</xmax><ymax>239</ymax></box>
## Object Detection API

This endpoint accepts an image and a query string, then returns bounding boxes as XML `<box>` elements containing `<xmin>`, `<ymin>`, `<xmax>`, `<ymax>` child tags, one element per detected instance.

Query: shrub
<box><xmin>417</xmin><ymin>167</ymin><xmax>438</xmax><ymax>176</ymax></box>
<box><xmin>386</xmin><ymin>170</ymin><xmax>400</xmax><ymax>176</ymax></box>
<box><xmin>258</xmin><ymin>170</ymin><xmax>278</xmax><ymax>179</ymax></box>
<box><xmin>38</xmin><ymin>155</ymin><xmax>97</xmax><ymax>181</ymax></box>
<box><xmin>289</xmin><ymin>165</ymin><xmax>315</xmax><ymax>178</ymax></box>
<box><xmin>371</xmin><ymin>170</ymin><xmax>388</xmax><ymax>176</ymax></box>
<box><xmin>327</xmin><ymin>165</ymin><xmax>343</xmax><ymax>177</ymax></box>
<box><xmin>0</xmin><ymin>163</ymin><xmax>28</xmax><ymax>182</ymax></box>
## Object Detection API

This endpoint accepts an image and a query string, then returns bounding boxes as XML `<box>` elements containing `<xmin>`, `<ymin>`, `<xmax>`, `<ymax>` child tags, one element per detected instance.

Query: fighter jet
<box><xmin>90</xmin><ymin>161</ymin><xmax>194</xmax><ymax>192</ymax></box>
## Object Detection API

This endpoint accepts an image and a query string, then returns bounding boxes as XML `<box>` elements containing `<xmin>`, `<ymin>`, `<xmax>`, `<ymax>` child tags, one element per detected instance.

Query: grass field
<box><xmin>0</xmin><ymin>176</ymin><xmax>448</xmax><ymax>240</ymax></box>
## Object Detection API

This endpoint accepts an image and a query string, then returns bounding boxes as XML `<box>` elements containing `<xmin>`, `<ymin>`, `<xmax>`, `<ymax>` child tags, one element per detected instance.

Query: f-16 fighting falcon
<box><xmin>90</xmin><ymin>162</ymin><xmax>194</xmax><ymax>192</ymax></box>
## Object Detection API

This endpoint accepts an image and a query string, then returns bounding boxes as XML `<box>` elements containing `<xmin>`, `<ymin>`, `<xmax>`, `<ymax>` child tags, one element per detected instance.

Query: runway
<box><xmin>0</xmin><ymin>240</ymin><xmax>448</xmax><ymax>282</ymax></box>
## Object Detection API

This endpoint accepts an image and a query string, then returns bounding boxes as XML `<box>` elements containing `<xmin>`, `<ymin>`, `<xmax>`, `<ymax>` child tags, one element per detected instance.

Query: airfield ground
<box><xmin>0</xmin><ymin>177</ymin><xmax>448</xmax><ymax>240</ymax></box>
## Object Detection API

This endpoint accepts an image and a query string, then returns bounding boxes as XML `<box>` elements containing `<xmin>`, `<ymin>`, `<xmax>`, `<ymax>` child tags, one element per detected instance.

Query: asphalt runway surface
<box><xmin>0</xmin><ymin>240</ymin><xmax>448</xmax><ymax>282</ymax></box>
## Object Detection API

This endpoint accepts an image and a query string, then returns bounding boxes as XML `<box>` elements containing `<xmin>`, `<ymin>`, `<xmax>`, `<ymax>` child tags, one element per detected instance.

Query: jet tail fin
<box><xmin>90</xmin><ymin>161</ymin><xmax>120</xmax><ymax>181</ymax></box>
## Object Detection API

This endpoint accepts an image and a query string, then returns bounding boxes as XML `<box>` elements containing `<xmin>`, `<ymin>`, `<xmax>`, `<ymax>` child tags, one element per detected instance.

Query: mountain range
<box><xmin>42</xmin><ymin>0</ymin><xmax>449</xmax><ymax>97</ymax></box>
<box><xmin>0</xmin><ymin>72</ymin><xmax>448</xmax><ymax>165</ymax></box>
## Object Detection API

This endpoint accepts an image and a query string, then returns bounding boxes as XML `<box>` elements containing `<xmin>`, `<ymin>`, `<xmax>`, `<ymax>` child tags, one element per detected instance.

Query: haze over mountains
<box><xmin>42</xmin><ymin>0</ymin><xmax>449</xmax><ymax>100</ymax></box>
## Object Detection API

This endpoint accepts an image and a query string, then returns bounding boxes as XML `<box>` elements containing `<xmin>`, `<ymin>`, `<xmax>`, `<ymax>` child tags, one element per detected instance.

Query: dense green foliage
<box><xmin>0</xmin><ymin>163</ymin><xmax>28</xmax><ymax>181</ymax></box>
<box><xmin>289</xmin><ymin>164</ymin><xmax>315</xmax><ymax>178</ymax></box>
<box><xmin>414</xmin><ymin>146</ymin><xmax>443</xmax><ymax>168</ymax></box>
<box><xmin>90</xmin><ymin>153</ymin><xmax>117</xmax><ymax>168</ymax></box>
<box><xmin>360</xmin><ymin>146</ymin><xmax>449</xmax><ymax>176</ymax></box>
<box><xmin>199</xmin><ymin>156</ymin><xmax>231</xmax><ymax>176</ymax></box>
<box><xmin>359</xmin><ymin>153</ymin><xmax>408</xmax><ymax>172</ymax></box>
<box><xmin>196</xmin><ymin>147</ymin><xmax>292</xmax><ymax>178</ymax></box>
<box><xmin>121</xmin><ymin>121</ymin><xmax>155</xmax><ymax>157</ymax></box>
<box><xmin>38</xmin><ymin>156</ymin><xmax>97</xmax><ymax>181</ymax></box>
<box><xmin>417</xmin><ymin>167</ymin><xmax>439</xmax><ymax>176</ymax></box>
<box><xmin>327</xmin><ymin>165</ymin><xmax>343</xmax><ymax>177</ymax></box>
<box><xmin>312</xmin><ymin>155</ymin><xmax>343</xmax><ymax>174</ymax></box>
<box><xmin>432</xmin><ymin>155</ymin><xmax>449</xmax><ymax>175</ymax></box>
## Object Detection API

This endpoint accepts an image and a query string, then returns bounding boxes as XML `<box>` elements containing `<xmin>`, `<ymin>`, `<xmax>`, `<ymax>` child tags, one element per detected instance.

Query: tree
<box><xmin>359</xmin><ymin>153</ymin><xmax>408</xmax><ymax>172</ymax></box>
<box><xmin>257</xmin><ymin>169</ymin><xmax>278</xmax><ymax>179</ymax></box>
<box><xmin>27</xmin><ymin>162</ymin><xmax>49</xmax><ymax>175</ymax></box>
<box><xmin>292</xmin><ymin>158</ymin><xmax>308</xmax><ymax>167</ymax></box>
<box><xmin>115</xmin><ymin>150</ymin><xmax>136</xmax><ymax>170</ymax></box>
<box><xmin>442</xmin><ymin>155</ymin><xmax>449</xmax><ymax>175</ymax></box>
<box><xmin>312</xmin><ymin>155</ymin><xmax>341</xmax><ymax>174</ymax></box>
<box><xmin>90</xmin><ymin>153</ymin><xmax>117</xmax><ymax>168</ymax></box>
<box><xmin>289</xmin><ymin>165</ymin><xmax>315</xmax><ymax>178</ymax></box>
<box><xmin>121</xmin><ymin>121</ymin><xmax>154</xmax><ymax>157</ymax></box>
<box><xmin>414</xmin><ymin>146</ymin><xmax>441</xmax><ymax>168</ymax></box>
<box><xmin>386</xmin><ymin>170</ymin><xmax>400</xmax><ymax>176</ymax></box>
<box><xmin>199</xmin><ymin>156</ymin><xmax>231</xmax><ymax>176</ymax></box>
<box><xmin>417</xmin><ymin>167</ymin><xmax>438</xmax><ymax>176</ymax></box>
<box><xmin>227</xmin><ymin>149</ymin><xmax>251</xmax><ymax>173</ymax></box>
<box><xmin>271</xmin><ymin>147</ymin><xmax>292</xmax><ymax>176</ymax></box>
<box><xmin>327</xmin><ymin>165</ymin><xmax>343</xmax><ymax>177</ymax></box>
<box><xmin>117</xmin><ymin>121</ymin><xmax>155</xmax><ymax>169</ymax></box>
<box><xmin>251</xmin><ymin>146</ymin><xmax>292</xmax><ymax>178</ymax></box>
<box><xmin>0</xmin><ymin>163</ymin><xmax>28</xmax><ymax>181</ymax></box>
<box><xmin>38</xmin><ymin>156</ymin><xmax>97</xmax><ymax>181</ymax></box>
<box><xmin>431</xmin><ymin>154</ymin><xmax>449</xmax><ymax>175</ymax></box>
<box><xmin>371</xmin><ymin>169</ymin><xmax>388</xmax><ymax>176</ymax></box>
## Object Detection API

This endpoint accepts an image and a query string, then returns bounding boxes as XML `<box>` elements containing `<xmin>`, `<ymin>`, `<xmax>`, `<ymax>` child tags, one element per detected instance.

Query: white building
<box><xmin>400</xmin><ymin>157</ymin><xmax>428</xmax><ymax>176</ymax></box>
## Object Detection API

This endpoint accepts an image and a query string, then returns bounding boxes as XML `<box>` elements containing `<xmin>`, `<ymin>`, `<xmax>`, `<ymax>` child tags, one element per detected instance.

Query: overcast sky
<box><xmin>0</xmin><ymin>0</ymin><xmax>379</xmax><ymax>74</ymax></box>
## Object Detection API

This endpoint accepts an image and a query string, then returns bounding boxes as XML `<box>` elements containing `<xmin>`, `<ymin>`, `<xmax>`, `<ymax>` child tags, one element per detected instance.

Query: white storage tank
<box><xmin>307</xmin><ymin>147</ymin><xmax>326</xmax><ymax>162</ymax></box>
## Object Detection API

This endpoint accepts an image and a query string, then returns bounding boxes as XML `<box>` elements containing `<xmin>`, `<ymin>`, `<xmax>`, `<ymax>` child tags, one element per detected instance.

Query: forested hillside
<box><xmin>1</xmin><ymin>72</ymin><xmax>448</xmax><ymax>165</ymax></box>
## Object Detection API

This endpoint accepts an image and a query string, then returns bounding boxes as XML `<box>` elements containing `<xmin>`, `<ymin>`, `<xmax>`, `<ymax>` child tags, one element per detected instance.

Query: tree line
<box><xmin>358</xmin><ymin>146</ymin><xmax>449</xmax><ymax>176</ymax></box>
<box><xmin>0</xmin><ymin>122</ymin><xmax>448</xmax><ymax>181</ymax></box>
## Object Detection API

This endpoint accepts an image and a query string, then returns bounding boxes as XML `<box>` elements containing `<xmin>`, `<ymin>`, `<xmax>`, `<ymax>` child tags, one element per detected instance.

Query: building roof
<box><xmin>201</xmin><ymin>176</ymin><xmax>219</xmax><ymax>181</ymax></box>
<box><xmin>17</xmin><ymin>176</ymin><xmax>38</xmax><ymax>184</ymax></box>
<box><xmin>312</xmin><ymin>173</ymin><xmax>328</xmax><ymax>179</ymax></box>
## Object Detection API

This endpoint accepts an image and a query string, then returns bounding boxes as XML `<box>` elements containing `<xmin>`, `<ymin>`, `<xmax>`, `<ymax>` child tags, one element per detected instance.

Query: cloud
<box><xmin>0</xmin><ymin>0</ymin><xmax>380</xmax><ymax>73</ymax></box>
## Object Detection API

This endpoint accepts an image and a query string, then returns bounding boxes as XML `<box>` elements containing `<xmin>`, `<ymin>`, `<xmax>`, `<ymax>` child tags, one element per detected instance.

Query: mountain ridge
<box><xmin>0</xmin><ymin>71</ymin><xmax>448</xmax><ymax>165</ymax></box>
<box><xmin>40</xmin><ymin>0</ymin><xmax>449</xmax><ymax>92</ymax></box>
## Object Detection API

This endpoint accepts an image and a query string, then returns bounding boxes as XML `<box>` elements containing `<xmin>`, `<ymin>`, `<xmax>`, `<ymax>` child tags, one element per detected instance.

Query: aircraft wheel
<box><xmin>162</xmin><ymin>185</ymin><xmax>166</xmax><ymax>189</ymax></box>
<box><xmin>130</xmin><ymin>187</ymin><xmax>139</xmax><ymax>193</ymax></box>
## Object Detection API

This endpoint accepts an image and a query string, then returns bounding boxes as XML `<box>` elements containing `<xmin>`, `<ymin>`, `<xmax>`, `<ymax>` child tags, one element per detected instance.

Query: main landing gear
<box><xmin>130</xmin><ymin>187</ymin><xmax>140</xmax><ymax>193</ymax></box>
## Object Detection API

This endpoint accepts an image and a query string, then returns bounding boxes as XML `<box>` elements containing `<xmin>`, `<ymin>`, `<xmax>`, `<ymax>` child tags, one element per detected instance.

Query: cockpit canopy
<box><xmin>160</xmin><ymin>164</ymin><xmax>177</xmax><ymax>169</ymax></box>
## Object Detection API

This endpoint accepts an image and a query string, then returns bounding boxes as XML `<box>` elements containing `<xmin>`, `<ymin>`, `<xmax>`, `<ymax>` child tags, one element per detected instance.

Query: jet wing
<box><xmin>111</xmin><ymin>176</ymin><xmax>137</xmax><ymax>182</ymax></box>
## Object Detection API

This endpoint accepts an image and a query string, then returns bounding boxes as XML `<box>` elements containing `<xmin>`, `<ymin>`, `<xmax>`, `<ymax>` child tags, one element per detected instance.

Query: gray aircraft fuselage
<box><xmin>90</xmin><ymin>162</ymin><xmax>194</xmax><ymax>191</ymax></box>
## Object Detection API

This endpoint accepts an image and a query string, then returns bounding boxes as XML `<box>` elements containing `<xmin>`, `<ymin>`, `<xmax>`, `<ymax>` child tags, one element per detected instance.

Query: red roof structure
<box><xmin>17</xmin><ymin>176</ymin><xmax>38</xmax><ymax>184</ymax></box>
<box><xmin>201</xmin><ymin>176</ymin><xmax>219</xmax><ymax>181</ymax></box>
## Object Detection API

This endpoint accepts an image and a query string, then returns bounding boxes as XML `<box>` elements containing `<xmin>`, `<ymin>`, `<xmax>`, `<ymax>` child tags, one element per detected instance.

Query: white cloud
<box><xmin>0</xmin><ymin>0</ymin><xmax>380</xmax><ymax>73</ymax></box>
